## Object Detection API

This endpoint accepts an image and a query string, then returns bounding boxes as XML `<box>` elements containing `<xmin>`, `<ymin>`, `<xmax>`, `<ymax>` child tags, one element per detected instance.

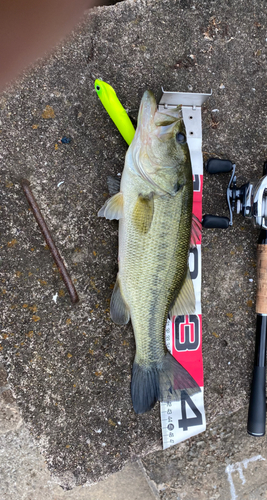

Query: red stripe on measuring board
<box><xmin>171</xmin><ymin>176</ymin><xmax>203</xmax><ymax>386</ymax></box>
<box><xmin>193</xmin><ymin>174</ymin><xmax>203</xmax><ymax>219</ymax></box>
<box><xmin>172</xmin><ymin>314</ymin><xmax>203</xmax><ymax>386</ymax></box>
<box><xmin>160</xmin><ymin>96</ymin><xmax>209</xmax><ymax>449</ymax></box>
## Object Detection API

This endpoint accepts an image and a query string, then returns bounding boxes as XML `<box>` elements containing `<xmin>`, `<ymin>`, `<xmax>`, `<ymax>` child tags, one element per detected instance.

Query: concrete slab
<box><xmin>65</xmin><ymin>462</ymin><xmax>158</xmax><ymax>500</ymax></box>
<box><xmin>0</xmin><ymin>360</ymin><xmax>267</xmax><ymax>500</ymax></box>
<box><xmin>142</xmin><ymin>406</ymin><xmax>267</xmax><ymax>500</ymax></box>
<box><xmin>0</xmin><ymin>361</ymin><xmax>157</xmax><ymax>500</ymax></box>
<box><xmin>0</xmin><ymin>426</ymin><xmax>158</xmax><ymax>500</ymax></box>
<box><xmin>1</xmin><ymin>0</ymin><xmax>267</xmax><ymax>494</ymax></box>
<box><xmin>2</xmin><ymin>358</ymin><xmax>267</xmax><ymax>500</ymax></box>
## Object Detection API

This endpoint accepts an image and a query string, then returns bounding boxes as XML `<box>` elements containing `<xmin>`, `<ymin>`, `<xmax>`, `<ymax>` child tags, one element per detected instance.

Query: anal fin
<box><xmin>170</xmin><ymin>267</ymin><xmax>195</xmax><ymax>317</ymax></box>
<box><xmin>110</xmin><ymin>276</ymin><xmax>130</xmax><ymax>325</ymax></box>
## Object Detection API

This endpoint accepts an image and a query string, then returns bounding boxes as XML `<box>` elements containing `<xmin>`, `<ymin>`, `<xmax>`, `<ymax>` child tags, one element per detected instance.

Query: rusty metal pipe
<box><xmin>21</xmin><ymin>179</ymin><xmax>79</xmax><ymax>304</ymax></box>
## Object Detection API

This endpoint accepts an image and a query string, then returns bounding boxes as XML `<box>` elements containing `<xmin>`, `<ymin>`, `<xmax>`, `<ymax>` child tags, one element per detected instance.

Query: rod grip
<box><xmin>256</xmin><ymin>244</ymin><xmax>267</xmax><ymax>315</ymax></box>
<box><xmin>247</xmin><ymin>366</ymin><xmax>266</xmax><ymax>436</ymax></box>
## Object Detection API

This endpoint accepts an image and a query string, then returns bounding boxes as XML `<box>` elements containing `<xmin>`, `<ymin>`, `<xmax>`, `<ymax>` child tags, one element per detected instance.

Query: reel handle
<box><xmin>202</xmin><ymin>214</ymin><xmax>229</xmax><ymax>229</ymax></box>
<box><xmin>204</xmin><ymin>158</ymin><xmax>235</xmax><ymax>227</ymax></box>
<box><xmin>205</xmin><ymin>158</ymin><xmax>234</xmax><ymax>174</ymax></box>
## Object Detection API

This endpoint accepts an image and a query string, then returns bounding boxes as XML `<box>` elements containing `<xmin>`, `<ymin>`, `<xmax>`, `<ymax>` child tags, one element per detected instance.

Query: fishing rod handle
<box><xmin>256</xmin><ymin>238</ymin><xmax>267</xmax><ymax>316</ymax></box>
<box><xmin>247</xmin><ymin>232</ymin><xmax>267</xmax><ymax>436</ymax></box>
<box><xmin>247</xmin><ymin>363</ymin><xmax>266</xmax><ymax>436</ymax></box>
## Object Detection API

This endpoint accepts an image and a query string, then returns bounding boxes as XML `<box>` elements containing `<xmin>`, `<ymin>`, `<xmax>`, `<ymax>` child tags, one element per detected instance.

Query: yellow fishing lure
<box><xmin>95</xmin><ymin>79</ymin><xmax>135</xmax><ymax>145</ymax></box>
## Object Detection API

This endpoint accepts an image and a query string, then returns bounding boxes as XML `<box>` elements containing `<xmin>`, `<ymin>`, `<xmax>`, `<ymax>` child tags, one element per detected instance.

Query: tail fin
<box><xmin>131</xmin><ymin>352</ymin><xmax>200</xmax><ymax>414</ymax></box>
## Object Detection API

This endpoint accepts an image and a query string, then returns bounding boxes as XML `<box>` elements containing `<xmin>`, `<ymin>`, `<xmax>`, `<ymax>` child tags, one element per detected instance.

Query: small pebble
<box><xmin>60</xmin><ymin>136</ymin><xmax>71</xmax><ymax>144</ymax></box>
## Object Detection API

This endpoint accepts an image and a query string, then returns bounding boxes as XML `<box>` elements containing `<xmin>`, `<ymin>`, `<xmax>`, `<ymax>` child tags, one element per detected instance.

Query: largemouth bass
<box><xmin>99</xmin><ymin>90</ymin><xmax>201</xmax><ymax>414</ymax></box>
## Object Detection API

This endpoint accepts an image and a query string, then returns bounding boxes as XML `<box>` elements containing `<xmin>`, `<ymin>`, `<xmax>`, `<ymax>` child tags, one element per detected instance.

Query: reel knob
<box><xmin>202</xmin><ymin>214</ymin><xmax>230</xmax><ymax>229</ymax></box>
<box><xmin>205</xmin><ymin>158</ymin><xmax>234</xmax><ymax>174</ymax></box>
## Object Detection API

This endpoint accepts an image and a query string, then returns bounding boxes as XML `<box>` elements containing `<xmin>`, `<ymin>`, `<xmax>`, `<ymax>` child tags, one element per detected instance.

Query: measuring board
<box><xmin>158</xmin><ymin>90</ymin><xmax>211</xmax><ymax>450</ymax></box>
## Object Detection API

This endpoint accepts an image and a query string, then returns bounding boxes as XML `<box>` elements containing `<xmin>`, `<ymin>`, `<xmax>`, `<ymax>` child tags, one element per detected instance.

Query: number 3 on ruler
<box><xmin>178</xmin><ymin>390</ymin><xmax>203</xmax><ymax>431</ymax></box>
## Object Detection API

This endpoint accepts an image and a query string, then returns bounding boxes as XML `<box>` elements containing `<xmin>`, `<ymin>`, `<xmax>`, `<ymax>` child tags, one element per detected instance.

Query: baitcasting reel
<box><xmin>202</xmin><ymin>158</ymin><xmax>267</xmax><ymax>230</ymax></box>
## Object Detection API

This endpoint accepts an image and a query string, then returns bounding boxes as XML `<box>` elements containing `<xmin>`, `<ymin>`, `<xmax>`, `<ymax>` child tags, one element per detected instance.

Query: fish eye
<box><xmin>96</xmin><ymin>85</ymin><xmax>101</xmax><ymax>91</ymax></box>
<box><xmin>176</xmin><ymin>132</ymin><xmax>186</xmax><ymax>143</ymax></box>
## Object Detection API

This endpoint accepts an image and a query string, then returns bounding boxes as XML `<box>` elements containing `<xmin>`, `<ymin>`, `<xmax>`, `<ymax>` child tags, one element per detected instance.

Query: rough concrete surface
<box><xmin>143</xmin><ymin>406</ymin><xmax>267</xmax><ymax>500</ymax></box>
<box><xmin>1</xmin><ymin>0</ymin><xmax>267</xmax><ymax>497</ymax></box>
<box><xmin>0</xmin><ymin>360</ymin><xmax>158</xmax><ymax>500</ymax></box>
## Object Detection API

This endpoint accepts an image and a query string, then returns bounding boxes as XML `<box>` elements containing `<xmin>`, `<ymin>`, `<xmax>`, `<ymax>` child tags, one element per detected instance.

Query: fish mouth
<box><xmin>133</xmin><ymin>91</ymin><xmax>184</xmax><ymax>196</ymax></box>
<box><xmin>137</xmin><ymin>90</ymin><xmax>158</xmax><ymax>134</ymax></box>
<box><xmin>137</xmin><ymin>91</ymin><xmax>182</xmax><ymax>138</ymax></box>
<box><xmin>132</xmin><ymin>91</ymin><xmax>172</xmax><ymax>195</ymax></box>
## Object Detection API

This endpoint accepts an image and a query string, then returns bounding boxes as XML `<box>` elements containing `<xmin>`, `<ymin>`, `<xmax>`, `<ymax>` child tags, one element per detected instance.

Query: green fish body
<box><xmin>99</xmin><ymin>91</ymin><xmax>200</xmax><ymax>413</ymax></box>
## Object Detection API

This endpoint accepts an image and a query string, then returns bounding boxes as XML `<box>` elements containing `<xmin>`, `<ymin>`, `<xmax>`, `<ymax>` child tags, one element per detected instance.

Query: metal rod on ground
<box><xmin>21</xmin><ymin>179</ymin><xmax>79</xmax><ymax>304</ymax></box>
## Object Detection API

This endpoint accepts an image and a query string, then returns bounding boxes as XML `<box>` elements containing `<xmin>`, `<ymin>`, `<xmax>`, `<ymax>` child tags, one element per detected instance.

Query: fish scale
<box><xmin>120</xmin><ymin>185</ymin><xmax>193</xmax><ymax>367</ymax></box>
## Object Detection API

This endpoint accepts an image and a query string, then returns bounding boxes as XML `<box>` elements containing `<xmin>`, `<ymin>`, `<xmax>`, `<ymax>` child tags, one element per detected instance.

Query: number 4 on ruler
<box><xmin>178</xmin><ymin>390</ymin><xmax>203</xmax><ymax>431</ymax></box>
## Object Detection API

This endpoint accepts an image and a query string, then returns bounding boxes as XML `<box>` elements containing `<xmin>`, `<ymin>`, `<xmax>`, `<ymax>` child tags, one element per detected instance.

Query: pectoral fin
<box><xmin>110</xmin><ymin>276</ymin><xmax>130</xmax><ymax>325</ymax></box>
<box><xmin>132</xmin><ymin>194</ymin><xmax>154</xmax><ymax>234</ymax></box>
<box><xmin>98</xmin><ymin>192</ymin><xmax>123</xmax><ymax>220</ymax></box>
<box><xmin>169</xmin><ymin>267</ymin><xmax>195</xmax><ymax>317</ymax></box>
